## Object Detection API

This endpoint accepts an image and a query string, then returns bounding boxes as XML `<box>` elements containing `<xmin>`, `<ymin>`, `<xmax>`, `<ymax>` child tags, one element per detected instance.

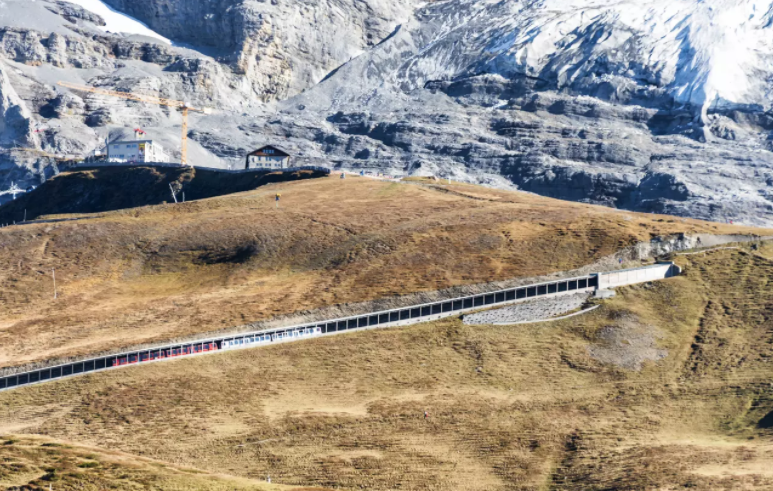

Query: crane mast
<box><xmin>57</xmin><ymin>81</ymin><xmax>209</xmax><ymax>166</ymax></box>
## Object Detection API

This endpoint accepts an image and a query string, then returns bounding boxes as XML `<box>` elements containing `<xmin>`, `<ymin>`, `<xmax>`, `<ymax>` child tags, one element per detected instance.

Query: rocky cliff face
<box><xmin>1</xmin><ymin>0</ymin><xmax>773</xmax><ymax>225</ymax></box>
<box><xmin>100</xmin><ymin>0</ymin><xmax>416</xmax><ymax>100</ymax></box>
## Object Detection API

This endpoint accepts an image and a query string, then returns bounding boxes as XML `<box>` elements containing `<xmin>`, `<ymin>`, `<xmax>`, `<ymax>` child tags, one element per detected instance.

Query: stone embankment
<box><xmin>463</xmin><ymin>292</ymin><xmax>591</xmax><ymax>326</ymax></box>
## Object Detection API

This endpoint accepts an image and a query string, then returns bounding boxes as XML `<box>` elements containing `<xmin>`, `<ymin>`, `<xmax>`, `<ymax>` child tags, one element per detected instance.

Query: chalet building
<box><xmin>246</xmin><ymin>145</ymin><xmax>291</xmax><ymax>170</ymax></box>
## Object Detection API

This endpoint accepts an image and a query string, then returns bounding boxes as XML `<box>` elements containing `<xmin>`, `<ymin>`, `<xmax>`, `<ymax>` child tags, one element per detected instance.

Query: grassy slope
<box><xmin>0</xmin><ymin>435</ymin><xmax>330</xmax><ymax>490</ymax></box>
<box><xmin>0</xmin><ymin>177</ymin><xmax>766</xmax><ymax>368</ymax></box>
<box><xmin>1</xmin><ymin>245</ymin><xmax>773</xmax><ymax>490</ymax></box>
<box><xmin>0</xmin><ymin>166</ymin><xmax>328</xmax><ymax>223</ymax></box>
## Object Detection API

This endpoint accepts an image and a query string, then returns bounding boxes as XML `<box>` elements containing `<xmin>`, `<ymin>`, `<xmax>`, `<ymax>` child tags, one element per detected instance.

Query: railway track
<box><xmin>0</xmin><ymin>262</ymin><xmax>680</xmax><ymax>392</ymax></box>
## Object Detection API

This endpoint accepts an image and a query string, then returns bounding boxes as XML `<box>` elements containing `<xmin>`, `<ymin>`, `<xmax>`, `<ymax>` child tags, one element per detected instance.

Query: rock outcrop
<box><xmin>1</xmin><ymin>0</ymin><xmax>773</xmax><ymax>225</ymax></box>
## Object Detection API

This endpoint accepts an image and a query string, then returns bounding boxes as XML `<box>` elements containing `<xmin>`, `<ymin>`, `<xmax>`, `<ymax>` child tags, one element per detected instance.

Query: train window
<box><xmin>0</xmin><ymin>378</ymin><xmax>6</xmax><ymax>389</ymax></box>
<box><xmin>473</xmin><ymin>296</ymin><xmax>484</xmax><ymax>307</ymax></box>
<box><xmin>568</xmin><ymin>280</ymin><xmax>578</xmax><ymax>290</ymax></box>
<box><xmin>411</xmin><ymin>308</ymin><xmax>421</xmax><ymax>318</ymax></box>
<box><xmin>84</xmin><ymin>361</ymin><xmax>95</xmax><ymax>371</ymax></box>
<box><xmin>431</xmin><ymin>304</ymin><xmax>441</xmax><ymax>314</ymax></box>
<box><xmin>558</xmin><ymin>282</ymin><xmax>568</xmax><ymax>292</ymax></box>
<box><xmin>588</xmin><ymin>276</ymin><xmax>598</xmax><ymax>287</ymax></box>
<box><xmin>463</xmin><ymin>298</ymin><xmax>473</xmax><ymax>308</ymax></box>
<box><xmin>348</xmin><ymin>319</ymin><xmax>358</xmax><ymax>329</ymax></box>
<box><xmin>379</xmin><ymin>313</ymin><xmax>390</xmax><ymax>323</ymax></box>
<box><xmin>338</xmin><ymin>321</ymin><xmax>347</xmax><ymax>331</ymax></box>
<box><xmin>29</xmin><ymin>372</ymin><xmax>40</xmax><ymax>383</ymax></box>
<box><xmin>96</xmin><ymin>359</ymin><xmax>106</xmax><ymax>369</ymax></box>
<box><xmin>452</xmin><ymin>300</ymin><xmax>463</xmax><ymax>310</ymax></box>
<box><xmin>527</xmin><ymin>287</ymin><xmax>536</xmax><ymax>297</ymax></box>
<box><xmin>505</xmin><ymin>290</ymin><xmax>515</xmax><ymax>301</ymax></box>
<box><xmin>18</xmin><ymin>374</ymin><xmax>28</xmax><ymax>385</ymax></box>
<box><xmin>140</xmin><ymin>353</ymin><xmax>149</xmax><ymax>362</ymax></box>
<box><xmin>326</xmin><ymin>322</ymin><xmax>337</xmax><ymax>332</ymax></box>
<box><xmin>548</xmin><ymin>283</ymin><xmax>557</xmax><ymax>294</ymax></box>
<box><xmin>40</xmin><ymin>370</ymin><xmax>51</xmax><ymax>381</ymax></box>
<box><xmin>421</xmin><ymin>306</ymin><xmax>431</xmax><ymax>316</ymax></box>
<box><xmin>442</xmin><ymin>302</ymin><xmax>452</xmax><ymax>312</ymax></box>
<box><xmin>358</xmin><ymin>317</ymin><xmax>368</xmax><ymax>327</ymax></box>
<box><xmin>484</xmin><ymin>295</ymin><xmax>495</xmax><ymax>305</ymax></box>
<box><xmin>6</xmin><ymin>376</ymin><xmax>17</xmax><ymax>388</ymax></box>
<box><xmin>400</xmin><ymin>310</ymin><xmax>410</xmax><ymax>320</ymax></box>
<box><xmin>578</xmin><ymin>278</ymin><xmax>588</xmax><ymax>289</ymax></box>
<box><xmin>537</xmin><ymin>285</ymin><xmax>547</xmax><ymax>295</ymax></box>
<box><xmin>495</xmin><ymin>292</ymin><xmax>505</xmax><ymax>303</ymax></box>
<box><xmin>389</xmin><ymin>312</ymin><xmax>399</xmax><ymax>322</ymax></box>
<box><xmin>51</xmin><ymin>367</ymin><xmax>62</xmax><ymax>378</ymax></box>
<box><xmin>73</xmin><ymin>364</ymin><xmax>84</xmax><ymax>374</ymax></box>
<box><xmin>369</xmin><ymin>315</ymin><xmax>379</xmax><ymax>326</ymax></box>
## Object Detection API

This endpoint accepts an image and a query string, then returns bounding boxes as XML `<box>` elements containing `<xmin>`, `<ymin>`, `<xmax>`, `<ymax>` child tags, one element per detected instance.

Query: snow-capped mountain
<box><xmin>392</xmin><ymin>0</ymin><xmax>773</xmax><ymax>135</ymax></box>
<box><xmin>2</xmin><ymin>0</ymin><xmax>773</xmax><ymax>224</ymax></box>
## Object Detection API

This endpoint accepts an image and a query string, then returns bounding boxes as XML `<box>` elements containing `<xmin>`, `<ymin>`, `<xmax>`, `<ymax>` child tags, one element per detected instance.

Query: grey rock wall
<box><xmin>2</xmin><ymin>0</ymin><xmax>773</xmax><ymax>225</ymax></box>
<box><xmin>100</xmin><ymin>0</ymin><xmax>416</xmax><ymax>99</ymax></box>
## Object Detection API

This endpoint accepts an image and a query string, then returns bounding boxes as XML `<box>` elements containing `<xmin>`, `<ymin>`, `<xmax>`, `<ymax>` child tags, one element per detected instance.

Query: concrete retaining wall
<box><xmin>597</xmin><ymin>262</ymin><xmax>681</xmax><ymax>289</ymax></box>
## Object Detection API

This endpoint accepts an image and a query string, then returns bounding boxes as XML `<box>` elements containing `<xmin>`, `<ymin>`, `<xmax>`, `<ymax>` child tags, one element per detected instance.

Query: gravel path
<box><xmin>463</xmin><ymin>292</ymin><xmax>591</xmax><ymax>325</ymax></box>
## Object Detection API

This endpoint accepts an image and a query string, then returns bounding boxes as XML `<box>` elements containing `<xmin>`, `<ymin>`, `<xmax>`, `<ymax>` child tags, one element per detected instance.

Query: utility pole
<box><xmin>52</xmin><ymin>268</ymin><xmax>57</xmax><ymax>299</ymax></box>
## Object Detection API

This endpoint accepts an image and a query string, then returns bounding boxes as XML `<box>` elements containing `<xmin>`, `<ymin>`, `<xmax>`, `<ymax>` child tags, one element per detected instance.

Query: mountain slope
<box><xmin>0</xmin><ymin>176</ymin><xmax>764</xmax><ymax>369</ymax></box>
<box><xmin>2</xmin><ymin>0</ymin><xmax>773</xmax><ymax>224</ymax></box>
<box><xmin>3</xmin><ymin>246</ymin><xmax>773</xmax><ymax>490</ymax></box>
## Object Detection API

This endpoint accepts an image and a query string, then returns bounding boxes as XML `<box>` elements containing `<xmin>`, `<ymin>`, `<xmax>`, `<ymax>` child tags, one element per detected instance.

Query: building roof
<box><xmin>109</xmin><ymin>140</ymin><xmax>157</xmax><ymax>145</ymax></box>
<box><xmin>247</xmin><ymin>145</ymin><xmax>290</xmax><ymax>157</ymax></box>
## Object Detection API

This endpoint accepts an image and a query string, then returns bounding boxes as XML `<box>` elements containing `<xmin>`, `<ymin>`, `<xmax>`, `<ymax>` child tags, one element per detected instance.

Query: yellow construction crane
<box><xmin>13</xmin><ymin>147</ymin><xmax>82</xmax><ymax>162</ymax></box>
<box><xmin>57</xmin><ymin>81</ymin><xmax>211</xmax><ymax>166</ymax></box>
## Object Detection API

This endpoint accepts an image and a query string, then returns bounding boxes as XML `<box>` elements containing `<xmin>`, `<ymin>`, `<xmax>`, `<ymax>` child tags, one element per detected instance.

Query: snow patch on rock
<box><xmin>65</xmin><ymin>0</ymin><xmax>171</xmax><ymax>44</ymax></box>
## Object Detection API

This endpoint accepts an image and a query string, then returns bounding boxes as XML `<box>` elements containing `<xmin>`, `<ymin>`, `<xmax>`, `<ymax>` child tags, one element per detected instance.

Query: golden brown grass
<box><xmin>0</xmin><ymin>434</ymin><xmax>331</xmax><ymax>490</ymax></box>
<box><xmin>2</xmin><ymin>246</ymin><xmax>773</xmax><ymax>489</ymax></box>
<box><xmin>0</xmin><ymin>176</ymin><xmax>767</xmax><ymax>368</ymax></box>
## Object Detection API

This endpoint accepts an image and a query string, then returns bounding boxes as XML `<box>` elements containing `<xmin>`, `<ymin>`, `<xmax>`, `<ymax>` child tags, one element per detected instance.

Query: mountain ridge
<box><xmin>1</xmin><ymin>0</ymin><xmax>773</xmax><ymax>224</ymax></box>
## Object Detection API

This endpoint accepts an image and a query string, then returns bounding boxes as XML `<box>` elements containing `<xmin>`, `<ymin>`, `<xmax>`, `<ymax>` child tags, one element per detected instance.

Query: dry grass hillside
<box><xmin>0</xmin><ymin>176</ymin><xmax>767</xmax><ymax>368</ymax></box>
<box><xmin>2</xmin><ymin>245</ymin><xmax>773</xmax><ymax>490</ymax></box>
<box><xmin>0</xmin><ymin>166</ymin><xmax>329</xmax><ymax>223</ymax></box>
<box><xmin>0</xmin><ymin>435</ymin><xmax>330</xmax><ymax>490</ymax></box>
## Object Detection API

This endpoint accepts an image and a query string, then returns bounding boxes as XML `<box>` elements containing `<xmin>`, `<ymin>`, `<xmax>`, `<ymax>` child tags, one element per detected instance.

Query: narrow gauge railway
<box><xmin>0</xmin><ymin>264</ymin><xmax>678</xmax><ymax>392</ymax></box>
